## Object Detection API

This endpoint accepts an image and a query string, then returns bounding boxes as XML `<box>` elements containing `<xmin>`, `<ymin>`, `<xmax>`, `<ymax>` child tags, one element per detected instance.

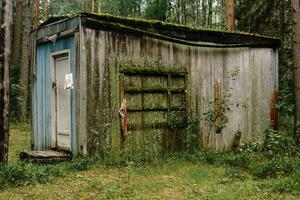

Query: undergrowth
<box><xmin>0</xmin><ymin>156</ymin><xmax>99</xmax><ymax>190</ymax></box>
<box><xmin>0</xmin><ymin>161</ymin><xmax>65</xmax><ymax>189</ymax></box>
<box><xmin>1</xmin><ymin>116</ymin><xmax>300</xmax><ymax>195</ymax></box>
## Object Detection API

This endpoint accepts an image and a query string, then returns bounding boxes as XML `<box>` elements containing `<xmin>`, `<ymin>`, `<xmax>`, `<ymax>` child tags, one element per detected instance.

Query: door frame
<box><xmin>51</xmin><ymin>49</ymin><xmax>71</xmax><ymax>150</ymax></box>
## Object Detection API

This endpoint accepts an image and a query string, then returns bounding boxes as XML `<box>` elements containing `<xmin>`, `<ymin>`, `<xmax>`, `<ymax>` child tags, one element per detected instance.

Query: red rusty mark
<box><xmin>270</xmin><ymin>91</ymin><xmax>279</xmax><ymax>131</ymax></box>
<box><xmin>119</xmin><ymin>98</ymin><xmax>128</xmax><ymax>138</ymax></box>
<box><xmin>214</xmin><ymin>82</ymin><xmax>222</xmax><ymax>133</ymax></box>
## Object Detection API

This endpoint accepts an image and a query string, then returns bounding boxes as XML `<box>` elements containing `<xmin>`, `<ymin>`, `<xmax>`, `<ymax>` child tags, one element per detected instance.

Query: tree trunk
<box><xmin>202</xmin><ymin>0</ymin><xmax>207</xmax><ymax>27</ymax></box>
<box><xmin>34</xmin><ymin>0</ymin><xmax>39</xmax><ymax>32</ymax></box>
<box><xmin>18</xmin><ymin>0</ymin><xmax>31</xmax><ymax>122</ymax></box>
<box><xmin>208</xmin><ymin>0</ymin><xmax>213</xmax><ymax>28</ymax></box>
<box><xmin>0</xmin><ymin>0</ymin><xmax>12</xmax><ymax>165</ymax></box>
<box><xmin>176</xmin><ymin>0</ymin><xmax>180</xmax><ymax>23</ymax></box>
<box><xmin>226</xmin><ymin>0</ymin><xmax>234</xmax><ymax>31</ymax></box>
<box><xmin>293</xmin><ymin>0</ymin><xmax>300</xmax><ymax>144</ymax></box>
<box><xmin>196</xmin><ymin>0</ymin><xmax>199</xmax><ymax>26</ymax></box>
<box><xmin>92</xmin><ymin>0</ymin><xmax>97</xmax><ymax>12</ymax></box>
<box><xmin>181</xmin><ymin>0</ymin><xmax>187</xmax><ymax>25</ymax></box>
<box><xmin>42</xmin><ymin>0</ymin><xmax>48</xmax><ymax>21</ymax></box>
<box><xmin>12</xmin><ymin>0</ymin><xmax>22</xmax><ymax>64</ymax></box>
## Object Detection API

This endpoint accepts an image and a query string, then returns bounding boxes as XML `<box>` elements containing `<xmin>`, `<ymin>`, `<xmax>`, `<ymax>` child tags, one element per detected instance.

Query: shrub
<box><xmin>0</xmin><ymin>161</ymin><xmax>63</xmax><ymax>189</ymax></box>
<box><xmin>69</xmin><ymin>156</ymin><xmax>96</xmax><ymax>171</ymax></box>
<box><xmin>221</xmin><ymin>152</ymin><xmax>252</xmax><ymax>169</ymax></box>
<box><xmin>185</xmin><ymin>116</ymin><xmax>199</xmax><ymax>152</ymax></box>
<box><xmin>271</xmin><ymin>177</ymin><xmax>299</xmax><ymax>194</ymax></box>
<box><xmin>250</xmin><ymin>156</ymin><xmax>297</xmax><ymax>178</ymax></box>
<box><xmin>263</xmin><ymin>128</ymin><xmax>297</xmax><ymax>156</ymax></box>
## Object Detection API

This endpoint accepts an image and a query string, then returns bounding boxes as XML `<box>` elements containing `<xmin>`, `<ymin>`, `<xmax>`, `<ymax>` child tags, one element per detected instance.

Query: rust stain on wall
<box><xmin>270</xmin><ymin>91</ymin><xmax>278</xmax><ymax>130</ymax></box>
<box><xmin>214</xmin><ymin>82</ymin><xmax>223</xmax><ymax>133</ymax></box>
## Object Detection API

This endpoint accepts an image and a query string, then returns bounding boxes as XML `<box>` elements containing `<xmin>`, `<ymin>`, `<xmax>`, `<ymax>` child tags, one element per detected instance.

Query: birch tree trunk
<box><xmin>292</xmin><ymin>0</ymin><xmax>300</xmax><ymax>144</ymax></box>
<box><xmin>18</xmin><ymin>0</ymin><xmax>31</xmax><ymax>122</ymax></box>
<box><xmin>226</xmin><ymin>0</ymin><xmax>234</xmax><ymax>31</ymax></box>
<box><xmin>0</xmin><ymin>0</ymin><xmax>12</xmax><ymax>165</ymax></box>
<box><xmin>12</xmin><ymin>0</ymin><xmax>22</xmax><ymax>64</ymax></box>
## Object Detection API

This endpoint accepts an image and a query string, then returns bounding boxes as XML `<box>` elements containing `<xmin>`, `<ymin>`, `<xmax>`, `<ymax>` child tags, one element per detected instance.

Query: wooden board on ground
<box><xmin>19</xmin><ymin>150</ymin><xmax>71</xmax><ymax>164</ymax></box>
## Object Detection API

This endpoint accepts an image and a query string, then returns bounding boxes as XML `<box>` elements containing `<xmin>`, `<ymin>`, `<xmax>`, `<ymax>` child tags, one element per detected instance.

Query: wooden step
<box><xmin>19</xmin><ymin>150</ymin><xmax>72</xmax><ymax>164</ymax></box>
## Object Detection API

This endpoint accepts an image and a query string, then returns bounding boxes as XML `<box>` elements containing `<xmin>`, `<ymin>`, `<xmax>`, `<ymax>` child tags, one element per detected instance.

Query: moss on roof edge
<box><xmin>80</xmin><ymin>12</ymin><xmax>280</xmax><ymax>41</ymax></box>
<box><xmin>39</xmin><ymin>12</ymin><xmax>280</xmax><ymax>47</ymax></box>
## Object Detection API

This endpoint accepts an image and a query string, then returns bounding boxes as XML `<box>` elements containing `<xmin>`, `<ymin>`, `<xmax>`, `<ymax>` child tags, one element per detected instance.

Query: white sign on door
<box><xmin>64</xmin><ymin>73</ymin><xmax>74</xmax><ymax>89</ymax></box>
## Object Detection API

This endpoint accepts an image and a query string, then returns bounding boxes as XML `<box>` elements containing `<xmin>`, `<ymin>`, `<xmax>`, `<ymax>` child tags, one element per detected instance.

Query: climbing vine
<box><xmin>202</xmin><ymin>67</ymin><xmax>247</xmax><ymax>134</ymax></box>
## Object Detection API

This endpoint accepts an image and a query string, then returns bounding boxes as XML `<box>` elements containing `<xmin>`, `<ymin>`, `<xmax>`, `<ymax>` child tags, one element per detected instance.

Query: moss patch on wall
<box><xmin>116</xmin><ymin>58</ymin><xmax>189</xmax><ymax>161</ymax></box>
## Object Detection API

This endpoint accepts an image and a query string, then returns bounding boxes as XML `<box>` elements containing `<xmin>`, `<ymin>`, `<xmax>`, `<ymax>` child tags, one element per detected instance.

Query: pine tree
<box><xmin>0</xmin><ymin>0</ymin><xmax>12</xmax><ymax>165</ymax></box>
<box><xmin>43</xmin><ymin>0</ymin><xmax>48</xmax><ymax>21</ymax></box>
<box><xmin>292</xmin><ymin>0</ymin><xmax>300</xmax><ymax>143</ymax></box>
<box><xmin>226</xmin><ymin>0</ymin><xmax>234</xmax><ymax>31</ymax></box>
<box><xmin>12</xmin><ymin>0</ymin><xmax>23</xmax><ymax>64</ymax></box>
<box><xmin>18</xmin><ymin>0</ymin><xmax>31</xmax><ymax>122</ymax></box>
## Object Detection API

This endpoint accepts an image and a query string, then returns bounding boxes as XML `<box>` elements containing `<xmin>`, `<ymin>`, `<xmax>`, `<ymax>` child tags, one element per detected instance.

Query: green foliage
<box><xmin>144</xmin><ymin>0</ymin><xmax>169</xmax><ymax>21</ymax></box>
<box><xmin>221</xmin><ymin>153</ymin><xmax>252</xmax><ymax>169</ymax></box>
<box><xmin>263</xmin><ymin>128</ymin><xmax>297</xmax><ymax>156</ymax></box>
<box><xmin>167</xmin><ymin>111</ymin><xmax>186</xmax><ymax>131</ymax></box>
<box><xmin>69</xmin><ymin>156</ymin><xmax>97</xmax><ymax>171</ymax></box>
<box><xmin>223</xmin><ymin>167</ymin><xmax>246</xmax><ymax>181</ymax></box>
<box><xmin>0</xmin><ymin>161</ymin><xmax>63</xmax><ymax>189</ymax></box>
<box><xmin>250</xmin><ymin>156</ymin><xmax>297</xmax><ymax>178</ymax></box>
<box><xmin>10</xmin><ymin>83</ymin><xmax>20</xmax><ymax>121</ymax></box>
<box><xmin>202</xmin><ymin>67</ymin><xmax>242</xmax><ymax>134</ymax></box>
<box><xmin>167</xmin><ymin>111</ymin><xmax>186</xmax><ymax>151</ymax></box>
<box><xmin>185</xmin><ymin>115</ymin><xmax>199</xmax><ymax>151</ymax></box>
<box><xmin>49</xmin><ymin>0</ymin><xmax>90</xmax><ymax>16</ymax></box>
<box><xmin>240</xmin><ymin>140</ymin><xmax>263</xmax><ymax>153</ymax></box>
<box><xmin>268</xmin><ymin>170</ymin><xmax>300</xmax><ymax>194</ymax></box>
<box><xmin>120</xmin><ymin>64</ymin><xmax>188</xmax><ymax>75</ymax></box>
<box><xmin>10</xmin><ymin>63</ymin><xmax>21</xmax><ymax>121</ymax></box>
<box><xmin>101</xmin><ymin>0</ymin><xmax>143</xmax><ymax>17</ymax></box>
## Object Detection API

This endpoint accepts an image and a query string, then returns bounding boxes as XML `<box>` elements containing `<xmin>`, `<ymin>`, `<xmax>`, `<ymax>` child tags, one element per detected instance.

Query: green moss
<box><xmin>120</xmin><ymin>65</ymin><xmax>188</xmax><ymax>76</ymax></box>
<box><xmin>125</xmin><ymin>86</ymin><xmax>186</xmax><ymax>93</ymax></box>
<box><xmin>82</xmin><ymin>12</ymin><xmax>280</xmax><ymax>40</ymax></box>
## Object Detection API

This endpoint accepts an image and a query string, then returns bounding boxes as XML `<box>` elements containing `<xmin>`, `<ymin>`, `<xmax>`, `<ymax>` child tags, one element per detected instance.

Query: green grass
<box><xmin>0</xmin><ymin>123</ymin><xmax>299</xmax><ymax>199</ymax></box>
<box><xmin>8</xmin><ymin>123</ymin><xmax>31</xmax><ymax>162</ymax></box>
<box><xmin>0</xmin><ymin>161</ymin><xmax>298</xmax><ymax>199</ymax></box>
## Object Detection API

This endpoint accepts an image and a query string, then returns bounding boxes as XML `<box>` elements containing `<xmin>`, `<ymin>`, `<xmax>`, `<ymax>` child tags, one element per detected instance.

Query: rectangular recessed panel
<box><xmin>127</xmin><ymin>112</ymin><xmax>143</xmax><ymax>126</ymax></box>
<box><xmin>170</xmin><ymin>76</ymin><xmax>186</xmax><ymax>90</ymax></box>
<box><xmin>143</xmin><ymin>93</ymin><xmax>168</xmax><ymax>109</ymax></box>
<box><xmin>144</xmin><ymin>111</ymin><xmax>167</xmax><ymax>124</ymax></box>
<box><xmin>124</xmin><ymin>75</ymin><xmax>142</xmax><ymax>88</ymax></box>
<box><xmin>126</xmin><ymin>94</ymin><xmax>143</xmax><ymax>110</ymax></box>
<box><xmin>171</xmin><ymin>94</ymin><xmax>185</xmax><ymax>108</ymax></box>
<box><xmin>55</xmin><ymin>55</ymin><xmax>71</xmax><ymax>150</ymax></box>
<box><xmin>143</xmin><ymin>76</ymin><xmax>167</xmax><ymax>89</ymax></box>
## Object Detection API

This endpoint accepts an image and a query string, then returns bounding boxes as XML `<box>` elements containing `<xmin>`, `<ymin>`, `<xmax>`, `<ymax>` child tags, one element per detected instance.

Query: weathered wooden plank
<box><xmin>20</xmin><ymin>150</ymin><xmax>71</xmax><ymax>164</ymax></box>
<box><xmin>79</xmin><ymin>26</ymin><xmax>278</xmax><ymax>158</ymax></box>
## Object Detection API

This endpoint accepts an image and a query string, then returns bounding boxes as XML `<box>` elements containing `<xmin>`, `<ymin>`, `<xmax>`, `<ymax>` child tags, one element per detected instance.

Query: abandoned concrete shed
<box><xmin>32</xmin><ymin>13</ymin><xmax>280</xmax><ymax>161</ymax></box>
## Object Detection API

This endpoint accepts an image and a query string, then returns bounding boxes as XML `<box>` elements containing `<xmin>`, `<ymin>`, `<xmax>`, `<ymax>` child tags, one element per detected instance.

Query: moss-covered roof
<box><xmin>40</xmin><ymin>12</ymin><xmax>280</xmax><ymax>48</ymax></box>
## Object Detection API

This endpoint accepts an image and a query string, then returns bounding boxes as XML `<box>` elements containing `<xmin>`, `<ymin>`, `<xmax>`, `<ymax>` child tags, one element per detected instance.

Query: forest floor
<box><xmin>0</xmin><ymin>124</ymin><xmax>299</xmax><ymax>200</ymax></box>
